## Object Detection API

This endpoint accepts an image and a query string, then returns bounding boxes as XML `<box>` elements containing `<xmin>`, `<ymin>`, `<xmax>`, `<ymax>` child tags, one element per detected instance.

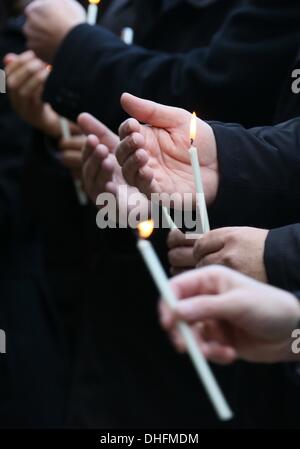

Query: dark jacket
<box><xmin>209</xmin><ymin>45</ymin><xmax>300</xmax><ymax>293</ymax></box>
<box><xmin>61</xmin><ymin>0</ymin><xmax>239</xmax><ymax>429</ymax></box>
<box><xmin>206</xmin><ymin>52</ymin><xmax>300</xmax><ymax>428</ymax></box>
<box><xmin>0</xmin><ymin>18</ymin><xmax>67</xmax><ymax>428</ymax></box>
<box><xmin>45</xmin><ymin>0</ymin><xmax>300</xmax><ymax>429</ymax></box>
<box><xmin>44</xmin><ymin>0</ymin><xmax>300</xmax><ymax>131</ymax></box>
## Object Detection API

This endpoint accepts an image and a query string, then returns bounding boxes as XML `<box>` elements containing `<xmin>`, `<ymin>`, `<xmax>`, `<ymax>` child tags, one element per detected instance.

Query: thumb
<box><xmin>120</xmin><ymin>93</ymin><xmax>185</xmax><ymax>128</ymax></box>
<box><xmin>78</xmin><ymin>113</ymin><xmax>119</xmax><ymax>150</ymax></box>
<box><xmin>175</xmin><ymin>293</ymin><xmax>240</xmax><ymax>324</ymax></box>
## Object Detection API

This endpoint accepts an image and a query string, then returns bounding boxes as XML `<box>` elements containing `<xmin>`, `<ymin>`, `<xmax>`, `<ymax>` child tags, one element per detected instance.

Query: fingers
<box><xmin>170</xmin><ymin>267</ymin><xmax>192</xmax><ymax>277</ymax></box>
<box><xmin>168</xmin><ymin>266</ymin><xmax>229</xmax><ymax>300</ymax></box>
<box><xmin>118</xmin><ymin>118</ymin><xmax>140</xmax><ymax>140</ymax></box>
<box><xmin>59</xmin><ymin>135</ymin><xmax>86</xmax><ymax>152</ymax></box>
<box><xmin>193</xmin><ymin>229</ymin><xmax>225</xmax><ymax>262</ymax></box>
<box><xmin>120</xmin><ymin>93</ymin><xmax>185</xmax><ymax>128</ymax></box>
<box><xmin>19</xmin><ymin>67</ymin><xmax>48</xmax><ymax>98</ymax></box>
<box><xmin>4</xmin><ymin>50</ymin><xmax>34</xmax><ymax>76</ymax></box>
<box><xmin>167</xmin><ymin>229</ymin><xmax>195</xmax><ymax>249</ymax></box>
<box><xmin>168</xmin><ymin>247</ymin><xmax>195</xmax><ymax>270</ymax></box>
<box><xmin>121</xmin><ymin>148</ymin><xmax>149</xmax><ymax>185</ymax></box>
<box><xmin>82</xmin><ymin>135</ymin><xmax>100</xmax><ymax>164</ymax></box>
<box><xmin>196</xmin><ymin>250</ymin><xmax>226</xmax><ymax>268</ymax></box>
<box><xmin>6</xmin><ymin>55</ymin><xmax>45</xmax><ymax>90</ymax></box>
<box><xmin>78</xmin><ymin>113</ymin><xmax>119</xmax><ymax>150</ymax></box>
<box><xmin>174</xmin><ymin>291</ymin><xmax>242</xmax><ymax>324</ymax></box>
<box><xmin>200</xmin><ymin>341</ymin><xmax>237</xmax><ymax>365</ymax></box>
<box><xmin>61</xmin><ymin>150</ymin><xmax>82</xmax><ymax>171</ymax></box>
<box><xmin>82</xmin><ymin>142</ymin><xmax>112</xmax><ymax>201</ymax></box>
<box><xmin>116</xmin><ymin>132</ymin><xmax>145</xmax><ymax>166</ymax></box>
<box><xmin>84</xmin><ymin>144</ymin><xmax>110</xmax><ymax>186</ymax></box>
<box><xmin>159</xmin><ymin>300</ymin><xmax>237</xmax><ymax>364</ymax></box>
<box><xmin>3</xmin><ymin>53</ymin><xmax>18</xmax><ymax>66</ymax></box>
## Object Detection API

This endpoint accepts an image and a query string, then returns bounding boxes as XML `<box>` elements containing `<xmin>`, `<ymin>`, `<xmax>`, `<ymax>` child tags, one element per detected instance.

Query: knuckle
<box><xmin>221</xmin><ymin>251</ymin><xmax>236</xmax><ymax>268</ymax></box>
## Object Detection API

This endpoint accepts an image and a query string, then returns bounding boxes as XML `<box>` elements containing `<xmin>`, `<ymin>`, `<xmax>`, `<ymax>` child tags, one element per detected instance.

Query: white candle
<box><xmin>59</xmin><ymin>117</ymin><xmax>88</xmax><ymax>206</ymax></box>
<box><xmin>60</xmin><ymin>117</ymin><xmax>71</xmax><ymax>139</ymax></box>
<box><xmin>162</xmin><ymin>206</ymin><xmax>177</xmax><ymax>230</ymax></box>
<box><xmin>121</xmin><ymin>27</ymin><xmax>134</xmax><ymax>45</ymax></box>
<box><xmin>87</xmin><ymin>0</ymin><xmax>101</xmax><ymax>25</ymax></box>
<box><xmin>189</xmin><ymin>113</ymin><xmax>210</xmax><ymax>233</ymax></box>
<box><xmin>137</xmin><ymin>221</ymin><xmax>233</xmax><ymax>421</ymax></box>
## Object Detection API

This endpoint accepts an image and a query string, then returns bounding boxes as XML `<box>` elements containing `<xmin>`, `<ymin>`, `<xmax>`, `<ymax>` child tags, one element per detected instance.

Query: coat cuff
<box><xmin>264</xmin><ymin>225</ymin><xmax>300</xmax><ymax>291</ymax></box>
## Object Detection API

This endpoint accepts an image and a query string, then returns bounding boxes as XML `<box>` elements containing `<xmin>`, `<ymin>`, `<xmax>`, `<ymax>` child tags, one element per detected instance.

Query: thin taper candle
<box><xmin>87</xmin><ymin>0</ymin><xmax>101</xmax><ymax>25</ymax></box>
<box><xmin>162</xmin><ymin>206</ymin><xmax>177</xmax><ymax>230</ymax></box>
<box><xmin>189</xmin><ymin>113</ymin><xmax>210</xmax><ymax>233</ymax></box>
<box><xmin>60</xmin><ymin>118</ymin><xmax>88</xmax><ymax>206</ymax></box>
<box><xmin>137</xmin><ymin>222</ymin><xmax>233</xmax><ymax>421</ymax></box>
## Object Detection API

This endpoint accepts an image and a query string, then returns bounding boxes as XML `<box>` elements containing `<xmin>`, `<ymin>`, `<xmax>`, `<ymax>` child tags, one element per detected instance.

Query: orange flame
<box><xmin>137</xmin><ymin>220</ymin><xmax>155</xmax><ymax>239</ymax></box>
<box><xmin>89</xmin><ymin>0</ymin><xmax>101</xmax><ymax>4</ymax></box>
<box><xmin>190</xmin><ymin>112</ymin><xmax>197</xmax><ymax>144</ymax></box>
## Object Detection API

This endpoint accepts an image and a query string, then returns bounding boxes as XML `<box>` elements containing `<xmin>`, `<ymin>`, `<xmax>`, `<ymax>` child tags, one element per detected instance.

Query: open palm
<box><xmin>117</xmin><ymin>94</ymin><xmax>219</xmax><ymax>205</ymax></box>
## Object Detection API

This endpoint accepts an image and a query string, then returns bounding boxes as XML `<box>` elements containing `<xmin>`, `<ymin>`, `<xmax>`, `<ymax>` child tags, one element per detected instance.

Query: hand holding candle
<box><xmin>117</xmin><ymin>94</ymin><xmax>219</xmax><ymax>207</ymax></box>
<box><xmin>137</xmin><ymin>220</ymin><xmax>233</xmax><ymax>421</ymax></box>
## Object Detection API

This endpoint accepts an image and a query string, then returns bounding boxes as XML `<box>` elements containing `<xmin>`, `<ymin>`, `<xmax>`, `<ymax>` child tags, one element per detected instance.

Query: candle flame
<box><xmin>137</xmin><ymin>220</ymin><xmax>155</xmax><ymax>239</ymax></box>
<box><xmin>89</xmin><ymin>0</ymin><xmax>101</xmax><ymax>4</ymax></box>
<box><xmin>190</xmin><ymin>112</ymin><xmax>197</xmax><ymax>144</ymax></box>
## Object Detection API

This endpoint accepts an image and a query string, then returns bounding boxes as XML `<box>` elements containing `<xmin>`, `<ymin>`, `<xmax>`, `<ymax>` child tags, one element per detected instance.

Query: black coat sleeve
<box><xmin>44</xmin><ymin>0</ymin><xmax>300</xmax><ymax>130</ymax></box>
<box><xmin>209</xmin><ymin>117</ymin><xmax>300</xmax><ymax>230</ymax></box>
<box><xmin>264</xmin><ymin>225</ymin><xmax>300</xmax><ymax>292</ymax></box>
<box><xmin>208</xmin><ymin>117</ymin><xmax>300</xmax><ymax>292</ymax></box>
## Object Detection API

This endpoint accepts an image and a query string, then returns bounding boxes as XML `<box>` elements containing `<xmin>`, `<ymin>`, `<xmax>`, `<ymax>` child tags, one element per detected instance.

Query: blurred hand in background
<box><xmin>24</xmin><ymin>0</ymin><xmax>86</xmax><ymax>63</ymax></box>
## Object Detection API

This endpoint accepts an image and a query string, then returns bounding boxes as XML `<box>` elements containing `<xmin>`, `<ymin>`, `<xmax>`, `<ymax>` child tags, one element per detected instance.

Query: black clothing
<box><xmin>61</xmin><ymin>0</ymin><xmax>240</xmax><ymax>429</ymax></box>
<box><xmin>45</xmin><ymin>0</ymin><xmax>300</xmax><ymax>131</ymax></box>
<box><xmin>0</xmin><ymin>18</ymin><xmax>66</xmax><ymax>428</ymax></box>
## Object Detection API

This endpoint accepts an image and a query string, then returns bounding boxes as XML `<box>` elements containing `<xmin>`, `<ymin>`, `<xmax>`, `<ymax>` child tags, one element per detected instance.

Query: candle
<box><xmin>59</xmin><ymin>117</ymin><xmax>71</xmax><ymax>139</ymax></box>
<box><xmin>87</xmin><ymin>0</ymin><xmax>101</xmax><ymax>25</ymax></box>
<box><xmin>59</xmin><ymin>117</ymin><xmax>88</xmax><ymax>206</ymax></box>
<box><xmin>121</xmin><ymin>27</ymin><xmax>135</xmax><ymax>45</ymax></box>
<box><xmin>189</xmin><ymin>113</ymin><xmax>210</xmax><ymax>234</ymax></box>
<box><xmin>137</xmin><ymin>220</ymin><xmax>233</xmax><ymax>421</ymax></box>
<box><xmin>162</xmin><ymin>206</ymin><xmax>177</xmax><ymax>230</ymax></box>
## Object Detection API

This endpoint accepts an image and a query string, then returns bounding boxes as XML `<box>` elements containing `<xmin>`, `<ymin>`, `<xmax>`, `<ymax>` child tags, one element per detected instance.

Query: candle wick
<box><xmin>190</xmin><ymin>138</ymin><xmax>194</xmax><ymax>146</ymax></box>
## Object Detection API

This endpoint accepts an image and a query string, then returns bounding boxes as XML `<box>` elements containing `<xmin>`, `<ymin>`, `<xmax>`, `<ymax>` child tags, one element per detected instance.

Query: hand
<box><xmin>79</xmin><ymin>113</ymin><xmax>122</xmax><ymax>203</ymax></box>
<box><xmin>78</xmin><ymin>114</ymin><xmax>148</xmax><ymax>218</ymax></box>
<box><xmin>160</xmin><ymin>266</ymin><xmax>300</xmax><ymax>364</ymax></box>
<box><xmin>24</xmin><ymin>0</ymin><xmax>86</xmax><ymax>62</ymax></box>
<box><xmin>167</xmin><ymin>229</ymin><xmax>196</xmax><ymax>276</ymax></box>
<box><xmin>194</xmin><ymin>227</ymin><xmax>269</xmax><ymax>283</ymax></box>
<box><xmin>116</xmin><ymin>93</ymin><xmax>219</xmax><ymax>206</ymax></box>
<box><xmin>59</xmin><ymin>134</ymin><xmax>87</xmax><ymax>180</ymax></box>
<box><xmin>4</xmin><ymin>51</ymin><xmax>61</xmax><ymax>137</ymax></box>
